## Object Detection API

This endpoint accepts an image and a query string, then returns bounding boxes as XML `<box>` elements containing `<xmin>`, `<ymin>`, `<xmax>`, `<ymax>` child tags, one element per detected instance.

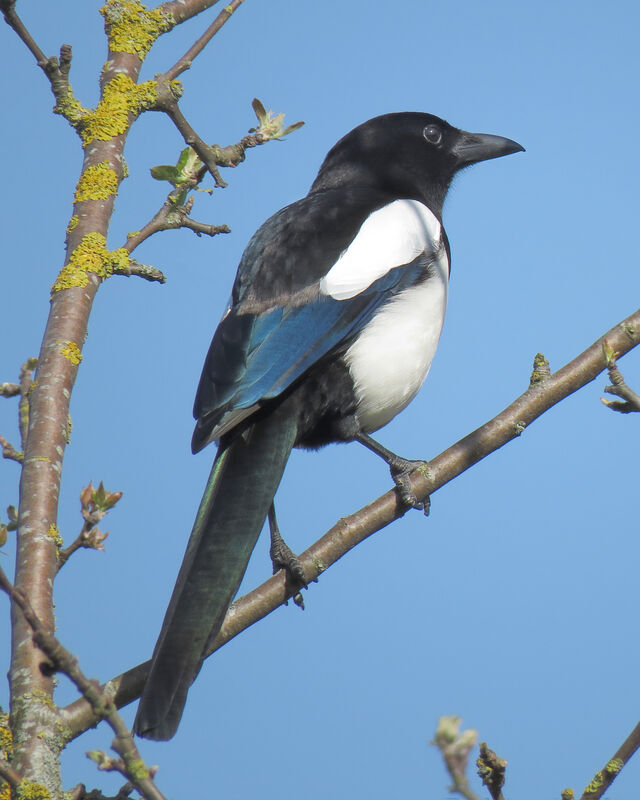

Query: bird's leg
<box><xmin>355</xmin><ymin>432</ymin><xmax>430</xmax><ymax>514</ymax></box>
<box><xmin>268</xmin><ymin>503</ymin><xmax>307</xmax><ymax>606</ymax></box>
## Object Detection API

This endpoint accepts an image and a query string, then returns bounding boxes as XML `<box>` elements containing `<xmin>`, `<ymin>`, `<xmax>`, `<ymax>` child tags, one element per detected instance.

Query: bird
<box><xmin>134</xmin><ymin>111</ymin><xmax>523</xmax><ymax>740</ymax></box>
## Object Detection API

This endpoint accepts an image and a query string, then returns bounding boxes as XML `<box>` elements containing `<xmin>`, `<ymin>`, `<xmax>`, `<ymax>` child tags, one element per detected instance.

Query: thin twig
<box><xmin>164</xmin><ymin>0</ymin><xmax>246</xmax><ymax>81</ymax></box>
<box><xmin>124</xmin><ymin>197</ymin><xmax>230</xmax><ymax>254</ymax></box>
<box><xmin>112</xmin><ymin>258</ymin><xmax>166</xmax><ymax>284</ymax></box>
<box><xmin>0</xmin><ymin>435</ymin><xmax>23</xmax><ymax>463</ymax></box>
<box><xmin>18</xmin><ymin>357</ymin><xmax>38</xmax><ymax>448</ymax></box>
<box><xmin>0</xmin><ymin>565</ymin><xmax>166</xmax><ymax>800</ymax></box>
<box><xmin>0</xmin><ymin>0</ymin><xmax>48</xmax><ymax>64</ymax></box>
<box><xmin>59</xmin><ymin>306</ymin><xmax>640</xmax><ymax>740</ymax></box>
<box><xmin>155</xmin><ymin>97</ymin><xmax>227</xmax><ymax>186</ymax></box>
<box><xmin>477</xmin><ymin>743</ymin><xmax>507</xmax><ymax>800</ymax></box>
<box><xmin>579</xmin><ymin>719</ymin><xmax>640</xmax><ymax>800</ymax></box>
<box><xmin>0</xmin><ymin>383</ymin><xmax>20</xmax><ymax>398</ymax></box>
<box><xmin>57</xmin><ymin>522</ymin><xmax>102</xmax><ymax>571</ymax></box>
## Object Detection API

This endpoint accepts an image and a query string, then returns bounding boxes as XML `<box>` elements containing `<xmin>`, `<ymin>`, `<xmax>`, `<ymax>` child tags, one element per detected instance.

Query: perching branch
<box><xmin>600</xmin><ymin>342</ymin><xmax>640</xmax><ymax>413</ymax></box>
<box><xmin>60</xmin><ymin>305</ymin><xmax>640</xmax><ymax>740</ymax></box>
<box><xmin>0</xmin><ymin>566</ymin><xmax>166</xmax><ymax>800</ymax></box>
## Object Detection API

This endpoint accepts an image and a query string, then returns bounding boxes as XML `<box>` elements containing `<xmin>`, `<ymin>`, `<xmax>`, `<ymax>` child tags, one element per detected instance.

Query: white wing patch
<box><xmin>319</xmin><ymin>199</ymin><xmax>442</xmax><ymax>300</ymax></box>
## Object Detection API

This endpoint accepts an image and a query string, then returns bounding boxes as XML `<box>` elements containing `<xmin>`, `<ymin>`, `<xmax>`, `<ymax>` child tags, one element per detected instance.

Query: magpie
<box><xmin>134</xmin><ymin>112</ymin><xmax>523</xmax><ymax>740</ymax></box>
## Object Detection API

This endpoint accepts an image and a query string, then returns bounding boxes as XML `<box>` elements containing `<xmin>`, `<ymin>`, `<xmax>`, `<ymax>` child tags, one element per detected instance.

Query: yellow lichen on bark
<box><xmin>15</xmin><ymin>779</ymin><xmax>52</xmax><ymax>800</ymax></box>
<box><xmin>75</xmin><ymin>162</ymin><xmax>120</xmax><ymax>202</ymax></box>
<box><xmin>59</xmin><ymin>343</ymin><xmax>83</xmax><ymax>367</ymax></box>
<box><xmin>101</xmin><ymin>0</ymin><xmax>175</xmax><ymax>59</ymax></box>
<box><xmin>0</xmin><ymin>712</ymin><xmax>12</xmax><ymax>759</ymax></box>
<box><xmin>80</xmin><ymin>74</ymin><xmax>158</xmax><ymax>145</ymax></box>
<box><xmin>52</xmin><ymin>233</ymin><xmax>130</xmax><ymax>293</ymax></box>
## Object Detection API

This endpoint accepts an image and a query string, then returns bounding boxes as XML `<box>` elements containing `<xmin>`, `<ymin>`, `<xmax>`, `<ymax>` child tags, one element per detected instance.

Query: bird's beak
<box><xmin>453</xmin><ymin>131</ymin><xmax>525</xmax><ymax>167</ymax></box>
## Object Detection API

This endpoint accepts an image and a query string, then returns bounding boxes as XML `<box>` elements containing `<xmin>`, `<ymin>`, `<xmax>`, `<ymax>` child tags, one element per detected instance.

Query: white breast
<box><xmin>344</xmin><ymin>251</ymin><xmax>449</xmax><ymax>433</ymax></box>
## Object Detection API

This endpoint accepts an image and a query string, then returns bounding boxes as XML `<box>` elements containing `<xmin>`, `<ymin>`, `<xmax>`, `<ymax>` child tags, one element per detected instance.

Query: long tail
<box><xmin>134</xmin><ymin>403</ymin><xmax>298</xmax><ymax>740</ymax></box>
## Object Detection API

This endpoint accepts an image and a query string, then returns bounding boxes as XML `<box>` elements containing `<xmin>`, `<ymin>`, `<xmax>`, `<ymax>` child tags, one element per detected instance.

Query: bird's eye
<box><xmin>423</xmin><ymin>124</ymin><xmax>442</xmax><ymax>145</ymax></box>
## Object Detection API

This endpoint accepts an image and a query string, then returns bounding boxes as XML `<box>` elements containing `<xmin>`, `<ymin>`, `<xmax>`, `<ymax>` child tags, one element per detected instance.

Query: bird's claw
<box><xmin>390</xmin><ymin>459</ymin><xmax>430</xmax><ymax>515</ymax></box>
<box><xmin>270</xmin><ymin>535</ymin><xmax>308</xmax><ymax>606</ymax></box>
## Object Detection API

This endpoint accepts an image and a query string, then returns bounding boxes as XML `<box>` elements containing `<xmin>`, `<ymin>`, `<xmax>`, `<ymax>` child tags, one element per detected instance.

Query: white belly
<box><xmin>344</xmin><ymin>262</ymin><xmax>448</xmax><ymax>433</ymax></box>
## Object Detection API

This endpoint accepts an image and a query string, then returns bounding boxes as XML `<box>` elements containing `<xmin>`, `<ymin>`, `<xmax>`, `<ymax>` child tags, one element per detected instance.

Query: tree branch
<box><xmin>164</xmin><ymin>0</ymin><xmax>246</xmax><ymax>81</ymax></box>
<box><xmin>600</xmin><ymin>345</ymin><xmax>640</xmax><ymax>413</ymax></box>
<box><xmin>0</xmin><ymin>757</ymin><xmax>22</xmax><ymax>790</ymax></box>
<box><xmin>0</xmin><ymin>383</ymin><xmax>20</xmax><ymax>398</ymax></box>
<box><xmin>0</xmin><ymin>566</ymin><xmax>166</xmax><ymax>800</ymax></box>
<box><xmin>476</xmin><ymin>743</ymin><xmax>507</xmax><ymax>800</ymax></box>
<box><xmin>0</xmin><ymin>0</ymin><xmax>48</xmax><ymax>64</ymax></box>
<box><xmin>124</xmin><ymin>195</ymin><xmax>230</xmax><ymax>254</ymax></box>
<box><xmin>578</xmin><ymin>719</ymin><xmax>640</xmax><ymax>800</ymax></box>
<box><xmin>112</xmin><ymin>258</ymin><xmax>167</xmax><ymax>284</ymax></box>
<box><xmin>60</xmin><ymin>306</ymin><xmax>640</xmax><ymax>740</ymax></box>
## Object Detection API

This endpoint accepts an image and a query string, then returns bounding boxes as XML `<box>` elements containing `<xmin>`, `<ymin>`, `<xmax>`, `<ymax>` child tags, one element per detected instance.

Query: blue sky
<box><xmin>2</xmin><ymin>1</ymin><xmax>640</xmax><ymax>797</ymax></box>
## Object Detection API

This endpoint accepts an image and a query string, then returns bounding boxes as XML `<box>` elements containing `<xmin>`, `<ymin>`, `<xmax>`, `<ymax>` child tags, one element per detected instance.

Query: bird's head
<box><xmin>310</xmin><ymin>112</ymin><xmax>524</xmax><ymax>216</ymax></box>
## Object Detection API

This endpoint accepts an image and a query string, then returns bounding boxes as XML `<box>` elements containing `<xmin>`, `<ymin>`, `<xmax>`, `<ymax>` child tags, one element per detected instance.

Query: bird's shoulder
<box><xmin>231</xmin><ymin>186</ymin><xmax>396</xmax><ymax>311</ymax></box>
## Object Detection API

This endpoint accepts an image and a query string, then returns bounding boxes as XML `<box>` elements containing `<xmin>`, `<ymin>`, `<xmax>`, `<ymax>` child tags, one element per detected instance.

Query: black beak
<box><xmin>453</xmin><ymin>130</ymin><xmax>525</xmax><ymax>167</ymax></box>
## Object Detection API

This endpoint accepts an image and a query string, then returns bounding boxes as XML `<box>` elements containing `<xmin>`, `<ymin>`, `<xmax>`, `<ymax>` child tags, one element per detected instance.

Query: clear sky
<box><xmin>2</xmin><ymin>1</ymin><xmax>640</xmax><ymax>797</ymax></box>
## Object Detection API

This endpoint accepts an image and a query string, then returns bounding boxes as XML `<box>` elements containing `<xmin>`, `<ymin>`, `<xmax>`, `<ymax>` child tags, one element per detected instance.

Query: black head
<box><xmin>310</xmin><ymin>112</ymin><xmax>524</xmax><ymax>216</ymax></box>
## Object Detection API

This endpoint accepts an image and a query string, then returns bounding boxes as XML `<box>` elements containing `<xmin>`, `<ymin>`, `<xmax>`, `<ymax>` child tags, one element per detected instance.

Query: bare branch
<box><xmin>154</xmin><ymin>92</ymin><xmax>228</xmax><ymax>185</ymax></box>
<box><xmin>58</xmin><ymin>483</ymin><xmax>122</xmax><ymax>571</ymax></box>
<box><xmin>0</xmin><ymin>756</ymin><xmax>22</xmax><ymax>790</ymax></box>
<box><xmin>0</xmin><ymin>0</ymin><xmax>48</xmax><ymax>65</ymax></box>
<box><xmin>112</xmin><ymin>258</ymin><xmax>166</xmax><ymax>284</ymax></box>
<box><xmin>60</xmin><ymin>306</ymin><xmax>640</xmax><ymax>740</ymax></box>
<box><xmin>18</xmin><ymin>357</ymin><xmax>38</xmax><ymax>448</ymax></box>
<box><xmin>0</xmin><ymin>435</ymin><xmax>23</xmax><ymax>463</ymax></box>
<box><xmin>57</xmin><ymin>522</ymin><xmax>108</xmax><ymax>571</ymax></box>
<box><xmin>164</xmin><ymin>0</ymin><xmax>246</xmax><ymax>81</ymax></box>
<box><xmin>154</xmin><ymin>91</ymin><xmax>304</xmax><ymax>186</ymax></box>
<box><xmin>578</xmin><ymin>720</ymin><xmax>640</xmax><ymax>800</ymax></box>
<box><xmin>0</xmin><ymin>383</ymin><xmax>20</xmax><ymax>398</ymax></box>
<box><xmin>124</xmin><ymin>195</ymin><xmax>230</xmax><ymax>253</ymax></box>
<box><xmin>600</xmin><ymin>342</ymin><xmax>640</xmax><ymax>413</ymax></box>
<box><xmin>0</xmin><ymin>565</ymin><xmax>166</xmax><ymax>800</ymax></box>
<box><xmin>476</xmin><ymin>743</ymin><xmax>507</xmax><ymax>800</ymax></box>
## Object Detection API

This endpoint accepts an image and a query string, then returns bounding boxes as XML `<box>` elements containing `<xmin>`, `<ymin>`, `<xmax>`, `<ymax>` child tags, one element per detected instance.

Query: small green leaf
<box><xmin>281</xmin><ymin>120</ymin><xmax>305</xmax><ymax>137</ymax></box>
<box><xmin>252</xmin><ymin>97</ymin><xmax>267</xmax><ymax>124</ymax></box>
<box><xmin>176</xmin><ymin>146</ymin><xmax>191</xmax><ymax>172</ymax></box>
<box><xmin>150</xmin><ymin>165</ymin><xmax>181</xmax><ymax>183</ymax></box>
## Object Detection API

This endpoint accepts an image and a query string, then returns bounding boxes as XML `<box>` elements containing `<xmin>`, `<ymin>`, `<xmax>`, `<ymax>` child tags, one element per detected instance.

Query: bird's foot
<box><xmin>389</xmin><ymin>457</ymin><xmax>431</xmax><ymax>515</ymax></box>
<box><xmin>269</xmin><ymin>516</ymin><xmax>308</xmax><ymax>608</ymax></box>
